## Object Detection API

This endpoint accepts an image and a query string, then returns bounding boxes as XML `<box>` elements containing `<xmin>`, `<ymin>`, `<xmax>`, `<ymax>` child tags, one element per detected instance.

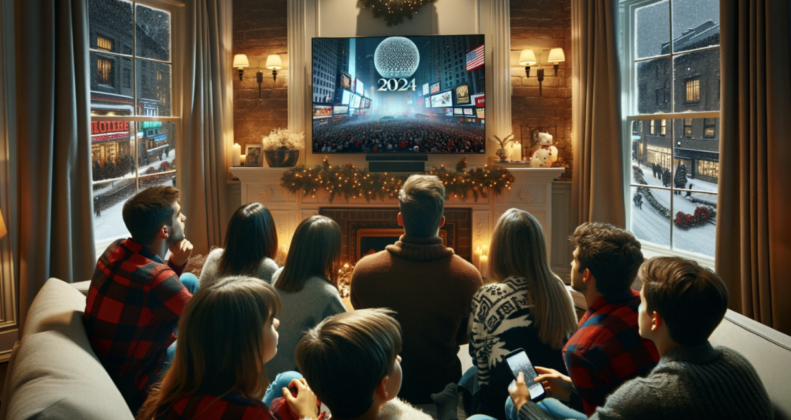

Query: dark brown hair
<box><xmin>398</xmin><ymin>175</ymin><xmax>445</xmax><ymax>238</ymax></box>
<box><xmin>296</xmin><ymin>309</ymin><xmax>402</xmax><ymax>419</ymax></box>
<box><xmin>569</xmin><ymin>222</ymin><xmax>644</xmax><ymax>295</ymax></box>
<box><xmin>137</xmin><ymin>277</ymin><xmax>282</xmax><ymax>419</ymax></box>
<box><xmin>640</xmin><ymin>257</ymin><xmax>729</xmax><ymax>345</ymax></box>
<box><xmin>275</xmin><ymin>215</ymin><xmax>341</xmax><ymax>293</ymax></box>
<box><xmin>489</xmin><ymin>209</ymin><xmax>577</xmax><ymax>349</ymax></box>
<box><xmin>122</xmin><ymin>186</ymin><xmax>181</xmax><ymax>245</ymax></box>
<box><xmin>218</xmin><ymin>203</ymin><xmax>278</xmax><ymax>276</ymax></box>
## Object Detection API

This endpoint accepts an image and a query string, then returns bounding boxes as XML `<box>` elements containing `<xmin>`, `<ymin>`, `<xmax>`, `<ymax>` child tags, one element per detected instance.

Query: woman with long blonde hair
<box><xmin>137</xmin><ymin>277</ymin><xmax>318</xmax><ymax>420</ymax></box>
<box><xmin>462</xmin><ymin>209</ymin><xmax>577</xmax><ymax>419</ymax></box>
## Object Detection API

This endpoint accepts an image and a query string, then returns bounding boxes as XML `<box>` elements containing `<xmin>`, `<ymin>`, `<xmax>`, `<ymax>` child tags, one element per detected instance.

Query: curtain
<box><xmin>570</xmin><ymin>0</ymin><xmax>625</xmax><ymax>227</ymax></box>
<box><xmin>717</xmin><ymin>0</ymin><xmax>791</xmax><ymax>335</ymax></box>
<box><xmin>181</xmin><ymin>0</ymin><xmax>232</xmax><ymax>254</ymax></box>
<box><xmin>14</xmin><ymin>0</ymin><xmax>95</xmax><ymax>329</ymax></box>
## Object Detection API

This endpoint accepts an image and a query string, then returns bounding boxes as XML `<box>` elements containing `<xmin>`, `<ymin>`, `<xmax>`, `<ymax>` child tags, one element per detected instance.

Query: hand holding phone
<box><xmin>504</xmin><ymin>349</ymin><xmax>545</xmax><ymax>402</ymax></box>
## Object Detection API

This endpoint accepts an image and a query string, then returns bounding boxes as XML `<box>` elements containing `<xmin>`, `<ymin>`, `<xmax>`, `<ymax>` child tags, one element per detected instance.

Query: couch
<box><xmin>1</xmin><ymin>279</ymin><xmax>789</xmax><ymax>419</ymax></box>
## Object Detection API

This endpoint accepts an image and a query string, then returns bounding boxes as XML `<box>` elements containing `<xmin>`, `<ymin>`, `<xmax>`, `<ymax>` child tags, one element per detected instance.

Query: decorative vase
<box><xmin>264</xmin><ymin>150</ymin><xmax>300</xmax><ymax>167</ymax></box>
<box><xmin>496</xmin><ymin>148</ymin><xmax>509</xmax><ymax>162</ymax></box>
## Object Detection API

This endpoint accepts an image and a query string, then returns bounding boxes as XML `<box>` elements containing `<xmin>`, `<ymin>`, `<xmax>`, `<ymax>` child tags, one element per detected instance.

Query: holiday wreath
<box><xmin>281</xmin><ymin>158</ymin><xmax>514</xmax><ymax>203</ymax></box>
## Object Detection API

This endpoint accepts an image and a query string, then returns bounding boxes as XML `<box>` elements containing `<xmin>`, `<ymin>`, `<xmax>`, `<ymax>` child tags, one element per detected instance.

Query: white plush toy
<box><xmin>530</xmin><ymin>132</ymin><xmax>559</xmax><ymax>167</ymax></box>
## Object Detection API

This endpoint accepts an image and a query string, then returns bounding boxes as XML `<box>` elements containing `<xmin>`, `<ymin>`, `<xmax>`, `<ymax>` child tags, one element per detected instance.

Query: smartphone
<box><xmin>504</xmin><ymin>348</ymin><xmax>545</xmax><ymax>401</ymax></box>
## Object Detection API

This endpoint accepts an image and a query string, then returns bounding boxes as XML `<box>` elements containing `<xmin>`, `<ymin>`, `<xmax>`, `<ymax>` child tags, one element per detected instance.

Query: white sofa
<box><xmin>1</xmin><ymin>279</ymin><xmax>789</xmax><ymax>419</ymax></box>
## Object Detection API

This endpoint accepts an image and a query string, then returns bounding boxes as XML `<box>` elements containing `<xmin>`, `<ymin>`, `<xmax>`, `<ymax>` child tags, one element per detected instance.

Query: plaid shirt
<box><xmin>562</xmin><ymin>288</ymin><xmax>659</xmax><ymax>416</ymax></box>
<box><xmin>84</xmin><ymin>238</ymin><xmax>193</xmax><ymax>412</ymax></box>
<box><xmin>159</xmin><ymin>390</ymin><xmax>277</xmax><ymax>420</ymax></box>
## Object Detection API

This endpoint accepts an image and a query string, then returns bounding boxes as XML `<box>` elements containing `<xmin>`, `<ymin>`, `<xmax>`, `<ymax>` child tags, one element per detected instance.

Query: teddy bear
<box><xmin>530</xmin><ymin>132</ymin><xmax>559</xmax><ymax>167</ymax></box>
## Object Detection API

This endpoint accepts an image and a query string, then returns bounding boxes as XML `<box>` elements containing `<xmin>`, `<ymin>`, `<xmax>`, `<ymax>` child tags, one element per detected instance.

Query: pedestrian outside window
<box><xmin>624</xmin><ymin>0</ymin><xmax>721</xmax><ymax>260</ymax></box>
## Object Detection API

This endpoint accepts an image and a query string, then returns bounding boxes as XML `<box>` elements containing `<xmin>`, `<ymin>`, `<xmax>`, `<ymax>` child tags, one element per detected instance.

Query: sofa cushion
<box><xmin>1</xmin><ymin>278</ymin><xmax>134</xmax><ymax>420</ymax></box>
<box><xmin>710</xmin><ymin>311</ymin><xmax>791</xmax><ymax>419</ymax></box>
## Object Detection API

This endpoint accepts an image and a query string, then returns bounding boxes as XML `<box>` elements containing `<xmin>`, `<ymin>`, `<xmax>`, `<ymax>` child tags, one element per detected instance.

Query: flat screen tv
<box><xmin>311</xmin><ymin>34</ymin><xmax>486</xmax><ymax>154</ymax></box>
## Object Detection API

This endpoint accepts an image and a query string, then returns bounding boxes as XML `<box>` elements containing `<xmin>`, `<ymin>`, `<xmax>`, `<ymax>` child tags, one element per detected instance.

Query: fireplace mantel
<box><xmin>231</xmin><ymin>166</ymin><xmax>565</xmax><ymax>259</ymax></box>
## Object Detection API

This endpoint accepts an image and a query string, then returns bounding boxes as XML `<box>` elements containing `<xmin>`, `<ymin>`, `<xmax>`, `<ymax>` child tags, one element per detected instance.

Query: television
<box><xmin>311</xmin><ymin>35</ymin><xmax>486</xmax><ymax>154</ymax></box>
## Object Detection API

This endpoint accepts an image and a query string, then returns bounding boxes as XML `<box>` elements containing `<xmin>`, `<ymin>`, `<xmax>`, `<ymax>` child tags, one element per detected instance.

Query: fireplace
<box><xmin>319</xmin><ymin>207</ymin><xmax>472</xmax><ymax>263</ymax></box>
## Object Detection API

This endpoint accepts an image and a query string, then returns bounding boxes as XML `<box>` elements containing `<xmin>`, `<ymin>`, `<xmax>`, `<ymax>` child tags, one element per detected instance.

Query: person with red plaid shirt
<box><xmin>505</xmin><ymin>223</ymin><xmax>659</xmax><ymax>420</ymax></box>
<box><xmin>84</xmin><ymin>186</ymin><xmax>199</xmax><ymax>414</ymax></box>
<box><xmin>137</xmin><ymin>277</ymin><xmax>320</xmax><ymax>420</ymax></box>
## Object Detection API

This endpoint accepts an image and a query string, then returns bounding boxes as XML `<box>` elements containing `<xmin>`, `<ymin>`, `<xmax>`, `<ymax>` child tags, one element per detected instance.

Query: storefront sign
<box><xmin>91</xmin><ymin>120</ymin><xmax>130</xmax><ymax>135</ymax></box>
<box><xmin>473</xmin><ymin>94</ymin><xmax>485</xmax><ymax>108</ymax></box>
<box><xmin>92</xmin><ymin>132</ymin><xmax>129</xmax><ymax>143</ymax></box>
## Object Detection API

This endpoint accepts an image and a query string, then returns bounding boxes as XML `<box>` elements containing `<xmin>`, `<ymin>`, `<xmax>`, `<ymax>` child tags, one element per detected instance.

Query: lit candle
<box><xmin>511</xmin><ymin>141</ymin><xmax>521</xmax><ymax>161</ymax></box>
<box><xmin>474</xmin><ymin>246</ymin><xmax>482</xmax><ymax>269</ymax></box>
<box><xmin>232</xmin><ymin>143</ymin><xmax>241</xmax><ymax>166</ymax></box>
<box><xmin>480</xmin><ymin>254</ymin><xmax>488</xmax><ymax>279</ymax></box>
<box><xmin>240</xmin><ymin>154</ymin><xmax>246</xmax><ymax>165</ymax></box>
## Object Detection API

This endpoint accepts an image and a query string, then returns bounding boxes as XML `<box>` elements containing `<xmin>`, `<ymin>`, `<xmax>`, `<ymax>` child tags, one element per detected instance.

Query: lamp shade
<box><xmin>265</xmin><ymin>54</ymin><xmax>283</xmax><ymax>70</ymax></box>
<box><xmin>0</xmin><ymin>207</ymin><xmax>6</xmax><ymax>239</ymax></box>
<box><xmin>548</xmin><ymin>48</ymin><xmax>566</xmax><ymax>63</ymax></box>
<box><xmin>518</xmin><ymin>49</ymin><xmax>537</xmax><ymax>66</ymax></box>
<box><xmin>233</xmin><ymin>54</ymin><xmax>250</xmax><ymax>69</ymax></box>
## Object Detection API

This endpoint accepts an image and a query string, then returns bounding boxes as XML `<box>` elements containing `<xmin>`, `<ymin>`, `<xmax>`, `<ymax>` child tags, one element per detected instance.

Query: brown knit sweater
<box><xmin>350</xmin><ymin>235</ymin><xmax>483</xmax><ymax>405</ymax></box>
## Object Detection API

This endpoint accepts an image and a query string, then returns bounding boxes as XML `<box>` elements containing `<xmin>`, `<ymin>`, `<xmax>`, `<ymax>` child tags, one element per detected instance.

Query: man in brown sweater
<box><xmin>351</xmin><ymin>174</ymin><xmax>483</xmax><ymax>405</ymax></box>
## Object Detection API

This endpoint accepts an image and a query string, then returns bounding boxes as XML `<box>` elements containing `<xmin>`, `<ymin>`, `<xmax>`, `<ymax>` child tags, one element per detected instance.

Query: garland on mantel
<box><xmin>361</xmin><ymin>0</ymin><xmax>436</xmax><ymax>26</ymax></box>
<box><xmin>281</xmin><ymin>158</ymin><xmax>515</xmax><ymax>203</ymax></box>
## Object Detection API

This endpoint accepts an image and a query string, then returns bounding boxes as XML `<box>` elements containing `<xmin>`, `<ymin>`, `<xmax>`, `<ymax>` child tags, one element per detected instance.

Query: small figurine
<box><xmin>530</xmin><ymin>132</ymin><xmax>558</xmax><ymax>167</ymax></box>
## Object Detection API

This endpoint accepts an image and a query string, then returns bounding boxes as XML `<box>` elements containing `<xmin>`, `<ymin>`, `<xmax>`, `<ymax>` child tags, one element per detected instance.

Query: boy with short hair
<box><xmin>296</xmin><ymin>309</ymin><xmax>432</xmax><ymax>420</ymax></box>
<box><xmin>509</xmin><ymin>257</ymin><xmax>772</xmax><ymax>419</ymax></box>
<box><xmin>83</xmin><ymin>186</ymin><xmax>197</xmax><ymax>413</ymax></box>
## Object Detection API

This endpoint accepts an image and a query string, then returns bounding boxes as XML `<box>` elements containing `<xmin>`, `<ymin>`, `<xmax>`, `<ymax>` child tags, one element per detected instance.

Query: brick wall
<box><xmin>511</xmin><ymin>0</ymin><xmax>573</xmax><ymax>180</ymax></box>
<box><xmin>232</xmin><ymin>0</ymin><xmax>288</xmax><ymax>150</ymax></box>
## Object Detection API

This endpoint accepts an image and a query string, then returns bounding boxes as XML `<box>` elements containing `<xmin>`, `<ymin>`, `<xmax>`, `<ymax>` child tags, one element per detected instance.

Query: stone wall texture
<box><xmin>232</xmin><ymin>0</ymin><xmax>573</xmax><ymax>178</ymax></box>
<box><xmin>511</xmin><ymin>0</ymin><xmax>573</xmax><ymax>179</ymax></box>
<box><xmin>232</xmin><ymin>0</ymin><xmax>288</xmax><ymax>150</ymax></box>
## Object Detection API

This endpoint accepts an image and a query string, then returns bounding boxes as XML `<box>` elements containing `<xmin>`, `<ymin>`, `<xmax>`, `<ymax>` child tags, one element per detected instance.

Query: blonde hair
<box><xmin>398</xmin><ymin>175</ymin><xmax>445</xmax><ymax>237</ymax></box>
<box><xmin>137</xmin><ymin>277</ymin><xmax>282</xmax><ymax>419</ymax></box>
<box><xmin>489</xmin><ymin>209</ymin><xmax>577</xmax><ymax>349</ymax></box>
<box><xmin>295</xmin><ymin>309</ymin><xmax>402</xmax><ymax>419</ymax></box>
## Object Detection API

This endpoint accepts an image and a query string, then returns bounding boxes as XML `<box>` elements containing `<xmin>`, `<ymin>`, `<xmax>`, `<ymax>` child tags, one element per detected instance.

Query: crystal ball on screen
<box><xmin>374</xmin><ymin>37</ymin><xmax>420</xmax><ymax>78</ymax></box>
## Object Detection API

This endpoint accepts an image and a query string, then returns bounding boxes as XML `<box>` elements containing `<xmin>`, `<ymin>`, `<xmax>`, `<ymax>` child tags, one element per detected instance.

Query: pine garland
<box><xmin>281</xmin><ymin>158</ymin><xmax>515</xmax><ymax>203</ymax></box>
<box><xmin>360</xmin><ymin>0</ymin><xmax>436</xmax><ymax>26</ymax></box>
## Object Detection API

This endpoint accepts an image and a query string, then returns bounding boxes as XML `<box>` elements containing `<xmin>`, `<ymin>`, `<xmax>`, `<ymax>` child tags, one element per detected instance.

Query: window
<box><xmin>623</xmin><ymin>0</ymin><xmax>720</xmax><ymax>261</ymax></box>
<box><xmin>683</xmin><ymin>118</ymin><xmax>692</xmax><ymax>137</ymax></box>
<box><xmin>97</xmin><ymin>57</ymin><xmax>113</xmax><ymax>85</ymax></box>
<box><xmin>97</xmin><ymin>35</ymin><xmax>113</xmax><ymax>52</ymax></box>
<box><xmin>704</xmin><ymin>118</ymin><xmax>716</xmax><ymax>138</ymax></box>
<box><xmin>685</xmin><ymin>78</ymin><xmax>700</xmax><ymax>102</ymax></box>
<box><xmin>89</xmin><ymin>0</ymin><xmax>178</xmax><ymax>252</ymax></box>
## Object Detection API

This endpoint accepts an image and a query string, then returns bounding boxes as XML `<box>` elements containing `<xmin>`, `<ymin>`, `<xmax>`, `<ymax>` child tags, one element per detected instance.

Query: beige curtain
<box><xmin>570</xmin><ymin>0</ymin><xmax>625</xmax><ymax>227</ymax></box>
<box><xmin>717</xmin><ymin>0</ymin><xmax>791</xmax><ymax>335</ymax></box>
<box><xmin>14</xmin><ymin>0</ymin><xmax>95</xmax><ymax>328</ymax></box>
<box><xmin>181</xmin><ymin>0</ymin><xmax>232</xmax><ymax>254</ymax></box>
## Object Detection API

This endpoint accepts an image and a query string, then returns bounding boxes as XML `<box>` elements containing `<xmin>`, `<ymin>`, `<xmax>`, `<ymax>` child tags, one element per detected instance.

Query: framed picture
<box><xmin>245</xmin><ymin>144</ymin><xmax>263</xmax><ymax>167</ymax></box>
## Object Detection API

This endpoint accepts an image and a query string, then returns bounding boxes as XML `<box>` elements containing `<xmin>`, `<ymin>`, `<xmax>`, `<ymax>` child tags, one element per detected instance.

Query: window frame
<box><xmin>703</xmin><ymin>118</ymin><xmax>716</xmax><ymax>138</ymax></box>
<box><xmin>620</xmin><ymin>0</ymin><xmax>720</xmax><ymax>267</ymax></box>
<box><xmin>89</xmin><ymin>0</ymin><xmax>184</xmax><ymax>253</ymax></box>
<box><xmin>684</xmin><ymin>76</ymin><xmax>701</xmax><ymax>103</ymax></box>
<box><xmin>683</xmin><ymin>118</ymin><xmax>692</xmax><ymax>137</ymax></box>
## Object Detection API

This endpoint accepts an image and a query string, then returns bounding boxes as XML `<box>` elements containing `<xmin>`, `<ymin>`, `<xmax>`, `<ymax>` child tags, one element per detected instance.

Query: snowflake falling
<box><xmin>374</xmin><ymin>37</ymin><xmax>420</xmax><ymax>78</ymax></box>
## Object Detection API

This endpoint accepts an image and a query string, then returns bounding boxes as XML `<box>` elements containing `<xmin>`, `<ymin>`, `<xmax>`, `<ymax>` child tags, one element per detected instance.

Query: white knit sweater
<box><xmin>198</xmin><ymin>248</ymin><xmax>279</xmax><ymax>288</ymax></box>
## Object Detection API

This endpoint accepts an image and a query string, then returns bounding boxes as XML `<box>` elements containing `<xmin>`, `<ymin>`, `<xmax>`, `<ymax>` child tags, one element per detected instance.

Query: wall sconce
<box><xmin>519</xmin><ymin>49</ymin><xmax>537</xmax><ymax>78</ymax></box>
<box><xmin>547</xmin><ymin>48</ymin><xmax>565</xmax><ymax>77</ymax></box>
<box><xmin>233</xmin><ymin>54</ymin><xmax>249</xmax><ymax>81</ymax></box>
<box><xmin>265</xmin><ymin>54</ymin><xmax>283</xmax><ymax>83</ymax></box>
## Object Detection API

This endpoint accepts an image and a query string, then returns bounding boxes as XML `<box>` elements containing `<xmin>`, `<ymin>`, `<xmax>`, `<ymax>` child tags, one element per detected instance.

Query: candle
<box><xmin>232</xmin><ymin>143</ymin><xmax>241</xmax><ymax>166</ymax></box>
<box><xmin>474</xmin><ymin>246</ymin><xmax>482</xmax><ymax>269</ymax></box>
<box><xmin>480</xmin><ymin>254</ymin><xmax>488</xmax><ymax>279</ymax></box>
<box><xmin>511</xmin><ymin>142</ymin><xmax>521</xmax><ymax>161</ymax></box>
<box><xmin>240</xmin><ymin>154</ymin><xmax>246</xmax><ymax>165</ymax></box>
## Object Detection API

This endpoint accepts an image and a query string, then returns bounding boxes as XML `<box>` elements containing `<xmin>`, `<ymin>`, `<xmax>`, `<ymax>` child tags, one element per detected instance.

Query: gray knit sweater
<box><xmin>519</xmin><ymin>343</ymin><xmax>772</xmax><ymax>420</ymax></box>
<box><xmin>265</xmin><ymin>267</ymin><xmax>347</xmax><ymax>379</ymax></box>
<box><xmin>198</xmin><ymin>248</ymin><xmax>279</xmax><ymax>288</ymax></box>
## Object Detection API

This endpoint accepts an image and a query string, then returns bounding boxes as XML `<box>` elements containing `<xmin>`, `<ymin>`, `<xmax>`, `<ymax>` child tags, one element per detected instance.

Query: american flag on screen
<box><xmin>466</xmin><ymin>44</ymin><xmax>485</xmax><ymax>71</ymax></box>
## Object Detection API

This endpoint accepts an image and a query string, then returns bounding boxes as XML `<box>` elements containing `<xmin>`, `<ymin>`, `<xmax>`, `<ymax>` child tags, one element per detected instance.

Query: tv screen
<box><xmin>311</xmin><ymin>35</ymin><xmax>486</xmax><ymax>154</ymax></box>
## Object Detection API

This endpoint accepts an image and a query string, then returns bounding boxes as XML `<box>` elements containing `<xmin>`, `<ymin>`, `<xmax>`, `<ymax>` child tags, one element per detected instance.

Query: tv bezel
<box><xmin>310</xmin><ymin>34</ymin><xmax>486</xmax><ymax>155</ymax></box>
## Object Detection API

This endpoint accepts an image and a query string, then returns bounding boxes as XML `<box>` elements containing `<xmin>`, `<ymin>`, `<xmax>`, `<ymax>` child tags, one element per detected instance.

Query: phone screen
<box><xmin>505</xmin><ymin>350</ymin><xmax>545</xmax><ymax>401</ymax></box>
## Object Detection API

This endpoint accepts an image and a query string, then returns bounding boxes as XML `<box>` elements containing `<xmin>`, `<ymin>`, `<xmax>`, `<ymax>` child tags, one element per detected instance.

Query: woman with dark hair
<box><xmin>199</xmin><ymin>203</ymin><xmax>279</xmax><ymax>288</ymax></box>
<box><xmin>265</xmin><ymin>215</ymin><xmax>347</xmax><ymax>380</ymax></box>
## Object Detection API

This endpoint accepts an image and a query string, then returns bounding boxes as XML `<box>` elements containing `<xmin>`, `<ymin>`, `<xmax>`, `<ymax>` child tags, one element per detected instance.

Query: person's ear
<box><xmin>375</xmin><ymin>375</ymin><xmax>390</xmax><ymax>400</ymax></box>
<box><xmin>582</xmin><ymin>268</ymin><xmax>592</xmax><ymax>283</ymax></box>
<box><xmin>160</xmin><ymin>226</ymin><xmax>169</xmax><ymax>239</ymax></box>
<box><xmin>397</xmin><ymin>213</ymin><xmax>404</xmax><ymax>227</ymax></box>
<box><xmin>439</xmin><ymin>215</ymin><xmax>446</xmax><ymax>228</ymax></box>
<box><xmin>651</xmin><ymin>311</ymin><xmax>662</xmax><ymax>332</ymax></box>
